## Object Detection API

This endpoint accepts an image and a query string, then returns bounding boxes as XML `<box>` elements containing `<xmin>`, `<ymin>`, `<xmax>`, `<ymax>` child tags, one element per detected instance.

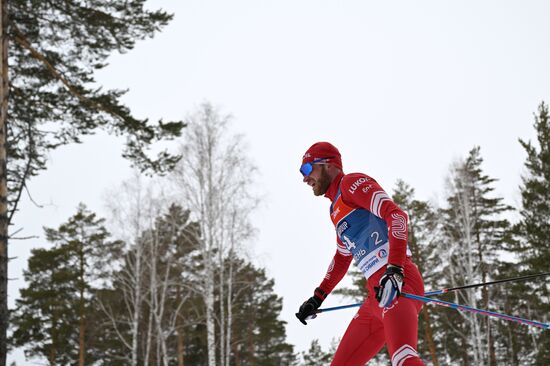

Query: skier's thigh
<box><xmin>331</xmin><ymin>305</ymin><xmax>385</xmax><ymax>366</ymax></box>
<box><xmin>382</xmin><ymin>298</ymin><xmax>425</xmax><ymax>366</ymax></box>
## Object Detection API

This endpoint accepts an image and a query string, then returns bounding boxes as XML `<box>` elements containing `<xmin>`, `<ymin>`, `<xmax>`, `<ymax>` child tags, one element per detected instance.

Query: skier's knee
<box><xmin>391</xmin><ymin>344</ymin><xmax>425</xmax><ymax>366</ymax></box>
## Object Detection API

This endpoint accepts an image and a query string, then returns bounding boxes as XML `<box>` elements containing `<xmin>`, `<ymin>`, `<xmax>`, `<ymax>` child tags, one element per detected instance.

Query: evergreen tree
<box><xmin>392</xmin><ymin>180</ymin><xmax>444</xmax><ymax>366</ymax></box>
<box><xmin>95</xmin><ymin>203</ymin><xmax>202</xmax><ymax>365</ymax></box>
<box><xmin>301</xmin><ymin>339</ymin><xmax>331</xmax><ymax>366</ymax></box>
<box><xmin>11</xmin><ymin>204</ymin><xmax>122</xmax><ymax>365</ymax></box>
<box><xmin>508</xmin><ymin>102</ymin><xmax>550</xmax><ymax>365</ymax></box>
<box><xmin>44</xmin><ymin>203</ymin><xmax>123</xmax><ymax>365</ymax></box>
<box><xmin>228</xmin><ymin>260</ymin><xmax>296</xmax><ymax>366</ymax></box>
<box><xmin>0</xmin><ymin>2</ymin><xmax>185</xmax><ymax>361</ymax></box>
<box><xmin>10</xmin><ymin>246</ymin><xmax>79</xmax><ymax>365</ymax></box>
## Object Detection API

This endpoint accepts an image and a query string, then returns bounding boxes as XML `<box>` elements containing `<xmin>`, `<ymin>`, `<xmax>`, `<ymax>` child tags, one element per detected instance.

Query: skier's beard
<box><xmin>314</xmin><ymin>165</ymin><xmax>332</xmax><ymax>196</ymax></box>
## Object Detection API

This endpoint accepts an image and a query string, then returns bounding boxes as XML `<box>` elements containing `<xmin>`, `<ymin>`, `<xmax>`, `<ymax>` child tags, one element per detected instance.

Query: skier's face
<box><xmin>303</xmin><ymin>164</ymin><xmax>331</xmax><ymax>196</ymax></box>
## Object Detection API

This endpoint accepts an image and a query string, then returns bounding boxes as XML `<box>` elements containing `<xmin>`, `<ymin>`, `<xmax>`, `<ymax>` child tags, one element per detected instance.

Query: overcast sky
<box><xmin>9</xmin><ymin>0</ymin><xmax>550</xmax><ymax>363</ymax></box>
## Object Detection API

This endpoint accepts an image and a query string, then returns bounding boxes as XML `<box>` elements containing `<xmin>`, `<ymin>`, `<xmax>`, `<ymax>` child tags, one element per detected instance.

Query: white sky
<box><xmin>9</xmin><ymin>0</ymin><xmax>550</xmax><ymax>363</ymax></box>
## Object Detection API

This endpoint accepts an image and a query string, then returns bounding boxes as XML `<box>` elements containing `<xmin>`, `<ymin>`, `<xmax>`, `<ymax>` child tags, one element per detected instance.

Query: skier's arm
<box><xmin>317</xmin><ymin>239</ymin><xmax>353</xmax><ymax>295</ymax></box>
<box><xmin>296</xmin><ymin>241</ymin><xmax>352</xmax><ymax>325</ymax></box>
<box><xmin>341</xmin><ymin>174</ymin><xmax>408</xmax><ymax>268</ymax></box>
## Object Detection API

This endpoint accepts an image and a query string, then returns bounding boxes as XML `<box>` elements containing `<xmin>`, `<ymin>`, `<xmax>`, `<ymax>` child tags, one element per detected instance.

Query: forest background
<box><xmin>4</xmin><ymin>0</ymin><xmax>550</xmax><ymax>365</ymax></box>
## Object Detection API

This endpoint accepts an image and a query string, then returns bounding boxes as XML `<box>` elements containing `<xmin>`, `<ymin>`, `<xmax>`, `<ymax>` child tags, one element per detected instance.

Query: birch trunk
<box><xmin>225</xmin><ymin>254</ymin><xmax>233</xmax><ymax>366</ymax></box>
<box><xmin>170</xmin><ymin>104</ymin><xmax>258</xmax><ymax>366</ymax></box>
<box><xmin>205</xmin><ymin>262</ymin><xmax>217</xmax><ymax>366</ymax></box>
<box><xmin>445</xmin><ymin>165</ymin><xmax>488</xmax><ymax>365</ymax></box>
<box><xmin>219</xmin><ymin>238</ymin><xmax>225</xmax><ymax>366</ymax></box>
<box><xmin>130</xmin><ymin>242</ymin><xmax>143</xmax><ymax>365</ymax></box>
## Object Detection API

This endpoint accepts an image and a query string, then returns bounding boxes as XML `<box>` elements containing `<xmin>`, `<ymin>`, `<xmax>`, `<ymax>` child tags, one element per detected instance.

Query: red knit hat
<box><xmin>301</xmin><ymin>142</ymin><xmax>343</xmax><ymax>170</ymax></box>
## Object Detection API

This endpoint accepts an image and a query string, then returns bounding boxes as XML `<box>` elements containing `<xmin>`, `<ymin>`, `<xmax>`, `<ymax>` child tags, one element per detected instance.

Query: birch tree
<box><xmin>142</xmin><ymin>204</ymin><xmax>201</xmax><ymax>366</ymax></box>
<box><xmin>170</xmin><ymin>102</ymin><xmax>258</xmax><ymax>366</ymax></box>
<box><xmin>100</xmin><ymin>174</ymin><xmax>163</xmax><ymax>366</ymax></box>
<box><xmin>440</xmin><ymin>147</ymin><xmax>512</xmax><ymax>365</ymax></box>
<box><xmin>101</xmin><ymin>175</ymin><xmax>204</xmax><ymax>365</ymax></box>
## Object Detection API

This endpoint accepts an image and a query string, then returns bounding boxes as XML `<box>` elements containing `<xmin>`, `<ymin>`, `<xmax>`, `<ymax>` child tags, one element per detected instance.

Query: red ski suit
<box><xmin>319</xmin><ymin>172</ymin><xmax>425</xmax><ymax>366</ymax></box>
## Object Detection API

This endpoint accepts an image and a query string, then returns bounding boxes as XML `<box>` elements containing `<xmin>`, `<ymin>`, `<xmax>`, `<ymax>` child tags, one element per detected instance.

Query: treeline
<box><xmin>10</xmin><ymin>203</ymin><xmax>294</xmax><ymax>366</ymax></box>
<box><xmin>325</xmin><ymin>102</ymin><xmax>550</xmax><ymax>366</ymax></box>
<box><xmin>9</xmin><ymin>105</ymin><xmax>300</xmax><ymax>366</ymax></box>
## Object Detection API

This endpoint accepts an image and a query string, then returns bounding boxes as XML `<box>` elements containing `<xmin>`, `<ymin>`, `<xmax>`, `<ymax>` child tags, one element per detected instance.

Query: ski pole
<box><xmin>401</xmin><ymin>292</ymin><xmax>549</xmax><ymax>330</ymax></box>
<box><xmin>312</xmin><ymin>294</ymin><xmax>549</xmax><ymax>330</ymax></box>
<box><xmin>314</xmin><ymin>271</ymin><xmax>550</xmax><ymax>314</ymax></box>
<box><xmin>425</xmin><ymin>271</ymin><xmax>550</xmax><ymax>296</ymax></box>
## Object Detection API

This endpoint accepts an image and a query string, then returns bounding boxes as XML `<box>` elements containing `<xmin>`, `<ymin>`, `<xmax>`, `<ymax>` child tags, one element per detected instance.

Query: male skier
<box><xmin>295</xmin><ymin>142</ymin><xmax>426</xmax><ymax>366</ymax></box>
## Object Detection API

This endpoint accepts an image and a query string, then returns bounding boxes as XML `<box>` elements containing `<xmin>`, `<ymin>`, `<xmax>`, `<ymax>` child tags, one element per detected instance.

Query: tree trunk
<box><xmin>79</xmin><ymin>247</ymin><xmax>86</xmax><ymax>366</ymax></box>
<box><xmin>225</xmin><ymin>254</ymin><xmax>233</xmax><ymax>366</ymax></box>
<box><xmin>79</xmin><ymin>306</ymin><xmax>86</xmax><ymax>366</ymax></box>
<box><xmin>407</xmin><ymin>224</ymin><xmax>439</xmax><ymax>366</ymax></box>
<box><xmin>177</xmin><ymin>325</ymin><xmax>185</xmax><ymax>366</ymax></box>
<box><xmin>219</xmin><ymin>247</ymin><xmax>225</xmax><ymax>366</ymax></box>
<box><xmin>461</xmin><ymin>334</ymin><xmax>470</xmax><ymax>366</ymax></box>
<box><xmin>205</xmin><ymin>264</ymin><xmax>216</xmax><ymax>366</ymax></box>
<box><xmin>131</xmin><ymin>245</ymin><xmax>143</xmax><ymax>366</ymax></box>
<box><xmin>421</xmin><ymin>307</ymin><xmax>440</xmax><ymax>366</ymax></box>
<box><xmin>0</xmin><ymin>0</ymin><xmax>8</xmax><ymax>364</ymax></box>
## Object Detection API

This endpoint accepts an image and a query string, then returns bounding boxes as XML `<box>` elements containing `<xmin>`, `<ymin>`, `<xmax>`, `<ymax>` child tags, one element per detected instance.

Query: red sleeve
<box><xmin>340</xmin><ymin>173</ymin><xmax>409</xmax><ymax>268</ymax></box>
<box><xmin>318</xmin><ymin>243</ymin><xmax>353</xmax><ymax>295</ymax></box>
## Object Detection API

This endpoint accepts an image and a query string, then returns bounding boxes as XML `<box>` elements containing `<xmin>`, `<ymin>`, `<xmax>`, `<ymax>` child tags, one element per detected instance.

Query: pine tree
<box><xmin>44</xmin><ymin>203</ymin><xmax>123</xmax><ymax>365</ymax></box>
<box><xmin>301</xmin><ymin>339</ymin><xmax>331</xmax><ymax>366</ymax></box>
<box><xmin>228</xmin><ymin>260</ymin><xmax>296</xmax><ymax>366</ymax></box>
<box><xmin>508</xmin><ymin>102</ymin><xmax>550</xmax><ymax>365</ymax></box>
<box><xmin>10</xmin><ymin>246</ymin><xmax>79</xmax><ymax>365</ymax></box>
<box><xmin>392</xmin><ymin>180</ymin><xmax>443</xmax><ymax>366</ymax></box>
<box><xmin>11</xmin><ymin>204</ymin><xmax>122</xmax><ymax>365</ymax></box>
<box><xmin>1</xmin><ymin>2</ymin><xmax>185</xmax><ymax>362</ymax></box>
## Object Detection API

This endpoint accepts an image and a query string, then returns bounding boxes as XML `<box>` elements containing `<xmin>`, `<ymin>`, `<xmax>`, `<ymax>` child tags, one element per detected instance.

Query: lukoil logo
<box><xmin>348</xmin><ymin>177</ymin><xmax>369</xmax><ymax>194</ymax></box>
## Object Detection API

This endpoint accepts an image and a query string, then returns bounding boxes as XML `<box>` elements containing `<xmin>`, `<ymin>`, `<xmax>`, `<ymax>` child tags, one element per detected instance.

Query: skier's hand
<box><xmin>375</xmin><ymin>264</ymin><xmax>404</xmax><ymax>308</ymax></box>
<box><xmin>295</xmin><ymin>288</ymin><xmax>327</xmax><ymax>325</ymax></box>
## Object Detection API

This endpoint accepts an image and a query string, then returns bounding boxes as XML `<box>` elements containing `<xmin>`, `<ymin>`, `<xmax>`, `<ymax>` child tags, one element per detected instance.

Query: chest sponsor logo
<box><xmin>364</xmin><ymin>256</ymin><xmax>380</xmax><ymax>271</ymax></box>
<box><xmin>348</xmin><ymin>177</ymin><xmax>369</xmax><ymax>194</ymax></box>
<box><xmin>377</xmin><ymin>249</ymin><xmax>387</xmax><ymax>258</ymax></box>
<box><xmin>336</xmin><ymin>220</ymin><xmax>350</xmax><ymax>237</ymax></box>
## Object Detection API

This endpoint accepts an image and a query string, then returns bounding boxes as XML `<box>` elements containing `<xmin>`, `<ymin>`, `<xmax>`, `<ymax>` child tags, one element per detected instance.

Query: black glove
<box><xmin>375</xmin><ymin>264</ymin><xmax>404</xmax><ymax>308</ymax></box>
<box><xmin>295</xmin><ymin>287</ymin><xmax>327</xmax><ymax>325</ymax></box>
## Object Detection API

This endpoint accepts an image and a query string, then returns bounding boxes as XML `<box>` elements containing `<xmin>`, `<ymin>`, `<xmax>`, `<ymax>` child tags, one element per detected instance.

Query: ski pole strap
<box><xmin>402</xmin><ymin>292</ymin><xmax>550</xmax><ymax>330</ymax></box>
<box><xmin>424</xmin><ymin>271</ymin><xmax>550</xmax><ymax>296</ymax></box>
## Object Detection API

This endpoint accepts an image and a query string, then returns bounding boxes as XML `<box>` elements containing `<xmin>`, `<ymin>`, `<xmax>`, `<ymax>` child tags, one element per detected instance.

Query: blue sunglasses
<box><xmin>300</xmin><ymin>157</ymin><xmax>333</xmax><ymax>177</ymax></box>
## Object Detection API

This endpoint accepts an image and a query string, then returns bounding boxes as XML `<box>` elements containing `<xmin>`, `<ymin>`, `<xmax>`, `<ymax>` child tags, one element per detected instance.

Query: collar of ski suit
<box><xmin>324</xmin><ymin>171</ymin><xmax>345</xmax><ymax>202</ymax></box>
